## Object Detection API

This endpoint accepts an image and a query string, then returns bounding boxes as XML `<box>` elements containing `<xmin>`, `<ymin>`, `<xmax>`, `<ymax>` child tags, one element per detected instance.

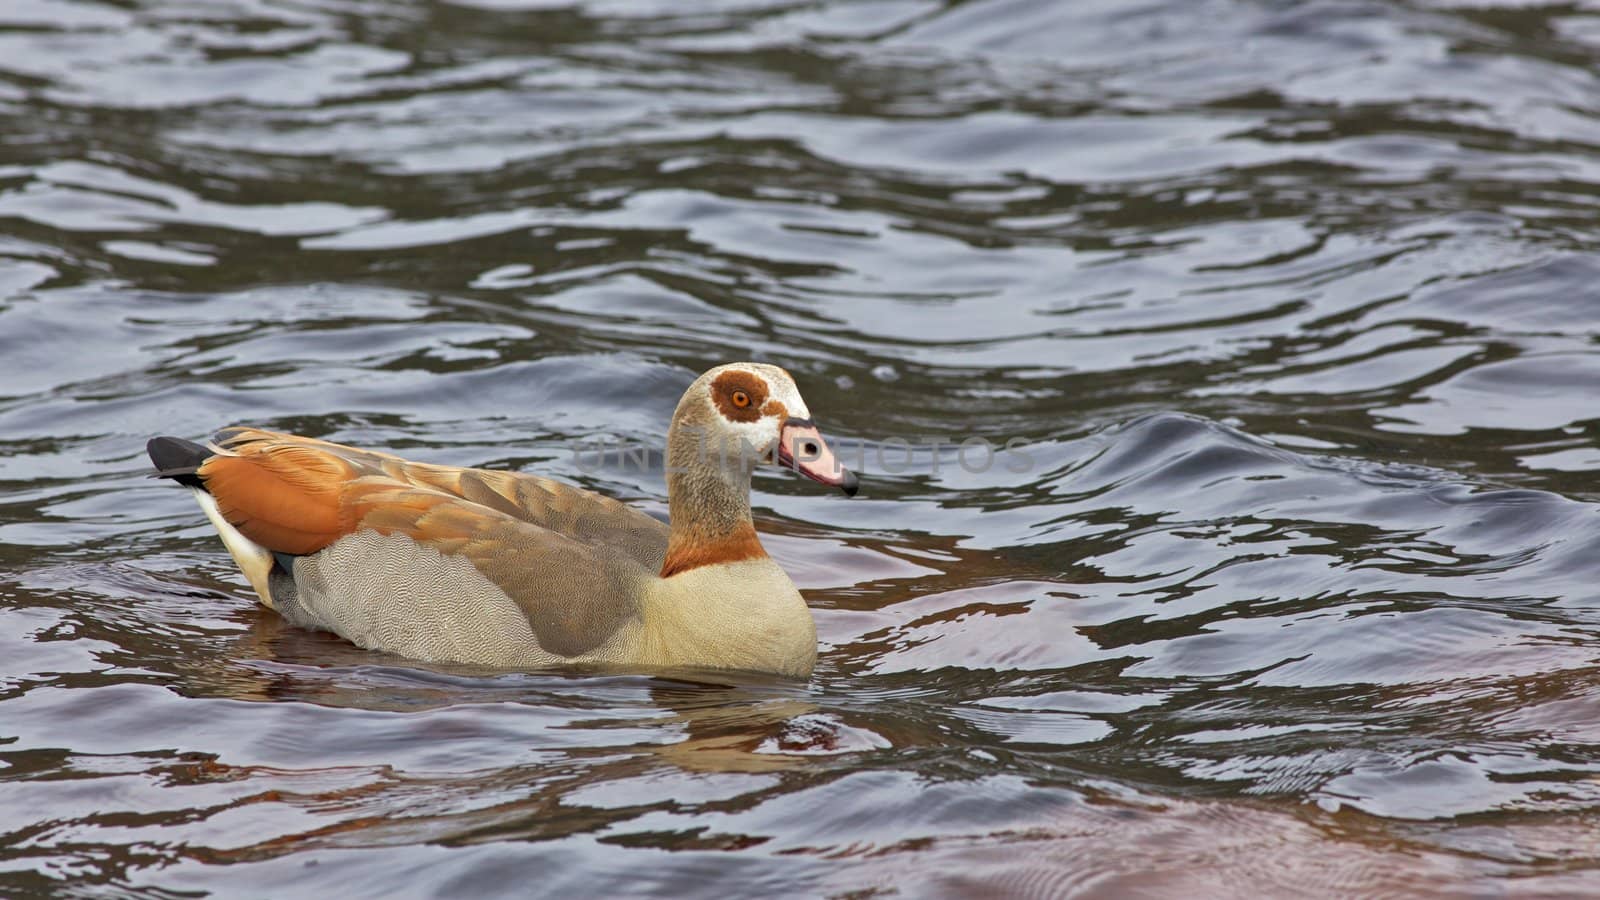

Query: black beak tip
<box><xmin>840</xmin><ymin>470</ymin><xmax>859</xmax><ymax>497</ymax></box>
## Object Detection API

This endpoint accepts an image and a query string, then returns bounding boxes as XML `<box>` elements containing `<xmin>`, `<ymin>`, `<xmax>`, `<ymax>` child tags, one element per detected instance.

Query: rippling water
<box><xmin>6</xmin><ymin>0</ymin><xmax>1600</xmax><ymax>895</ymax></box>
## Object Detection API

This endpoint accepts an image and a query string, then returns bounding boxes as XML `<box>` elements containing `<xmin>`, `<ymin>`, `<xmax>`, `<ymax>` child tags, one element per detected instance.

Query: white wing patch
<box><xmin>192</xmin><ymin>488</ymin><xmax>277</xmax><ymax>608</ymax></box>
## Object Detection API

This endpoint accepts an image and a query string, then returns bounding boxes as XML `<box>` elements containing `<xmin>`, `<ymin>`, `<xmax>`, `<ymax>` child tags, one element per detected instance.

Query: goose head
<box><xmin>670</xmin><ymin>363</ymin><xmax>858</xmax><ymax>496</ymax></box>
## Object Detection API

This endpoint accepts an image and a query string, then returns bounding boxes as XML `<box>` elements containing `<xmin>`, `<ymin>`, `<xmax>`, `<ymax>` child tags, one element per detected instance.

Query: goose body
<box><xmin>148</xmin><ymin>363</ymin><xmax>856</xmax><ymax>678</ymax></box>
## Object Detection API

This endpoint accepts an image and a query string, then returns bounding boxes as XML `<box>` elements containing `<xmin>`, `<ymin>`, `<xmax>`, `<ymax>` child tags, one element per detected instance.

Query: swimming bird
<box><xmin>147</xmin><ymin>363</ymin><xmax>857</xmax><ymax>678</ymax></box>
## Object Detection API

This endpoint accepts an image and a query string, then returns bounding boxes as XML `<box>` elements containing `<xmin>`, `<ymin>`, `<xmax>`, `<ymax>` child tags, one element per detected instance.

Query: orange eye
<box><xmin>731</xmin><ymin>390</ymin><xmax>750</xmax><ymax>408</ymax></box>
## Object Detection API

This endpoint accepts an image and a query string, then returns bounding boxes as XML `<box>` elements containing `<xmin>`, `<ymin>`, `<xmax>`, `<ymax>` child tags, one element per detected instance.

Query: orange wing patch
<box><xmin>199</xmin><ymin>442</ymin><xmax>359</xmax><ymax>556</ymax></box>
<box><xmin>196</xmin><ymin>429</ymin><xmax>669</xmax><ymax>576</ymax></box>
<box><xmin>198</xmin><ymin>433</ymin><xmax>505</xmax><ymax>558</ymax></box>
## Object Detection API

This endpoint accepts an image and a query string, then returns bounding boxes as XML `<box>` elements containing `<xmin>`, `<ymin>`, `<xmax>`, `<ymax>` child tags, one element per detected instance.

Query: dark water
<box><xmin>5</xmin><ymin>0</ymin><xmax>1600</xmax><ymax>895</ymax></box>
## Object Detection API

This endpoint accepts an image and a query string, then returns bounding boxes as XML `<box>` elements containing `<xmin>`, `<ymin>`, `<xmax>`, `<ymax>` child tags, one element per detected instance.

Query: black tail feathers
<box><xmin>147</xmin><ymin>436</ymin><xmax>213</xmax><ymax>490</ymax></box>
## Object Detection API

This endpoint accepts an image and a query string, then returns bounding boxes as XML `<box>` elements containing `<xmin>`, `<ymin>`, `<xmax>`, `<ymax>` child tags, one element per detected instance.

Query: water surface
<box><xmin>5</xmin><ymin>0</ymin><xmax>1600</xmax><ymax>896</ymax></box>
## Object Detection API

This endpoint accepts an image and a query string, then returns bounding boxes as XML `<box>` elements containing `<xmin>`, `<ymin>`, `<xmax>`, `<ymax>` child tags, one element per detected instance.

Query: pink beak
<box><xmin>776</xmin><ymin>418</ymin><xmax>858</xmax><ymax>496</ymax></box>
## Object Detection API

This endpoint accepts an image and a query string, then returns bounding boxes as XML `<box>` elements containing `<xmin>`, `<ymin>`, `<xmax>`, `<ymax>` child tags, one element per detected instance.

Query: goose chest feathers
<box><xmin>147</xmin><ymin>363</ymin><xmax>858</xmax><ymax>679</ymax></box>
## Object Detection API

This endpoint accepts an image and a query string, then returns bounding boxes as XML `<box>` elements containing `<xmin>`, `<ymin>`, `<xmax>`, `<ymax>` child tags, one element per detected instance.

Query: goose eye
<box><xmin>731</xmin><ymin>390</ymin><xmax>750</xmax><ymax>408</ymax></box>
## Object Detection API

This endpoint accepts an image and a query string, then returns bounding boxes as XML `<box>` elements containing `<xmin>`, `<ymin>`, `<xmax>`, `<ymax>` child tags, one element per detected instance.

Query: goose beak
<box><xmin>777</xmin><ymin>418</ymin><xmax>858</xmax><ymax>496</ymax></box>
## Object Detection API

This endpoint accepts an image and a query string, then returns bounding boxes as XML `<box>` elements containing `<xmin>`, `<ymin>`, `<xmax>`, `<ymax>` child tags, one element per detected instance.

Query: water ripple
<box><xmin>7</xmin><ymin>0</ymin><xmax>1600</xmax><ymax>895</ymax></box>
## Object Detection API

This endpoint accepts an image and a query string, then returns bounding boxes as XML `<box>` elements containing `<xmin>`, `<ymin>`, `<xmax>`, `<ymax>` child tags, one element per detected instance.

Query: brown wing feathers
<box><xmin>185</xmin><ymin>429</ymin><xmax>668</xmax><ymax>570</ymax></box>
<box><xmin>195</xmin><ymin>430</ymin><xmax>504</xmax><ymax>557</ymax></box>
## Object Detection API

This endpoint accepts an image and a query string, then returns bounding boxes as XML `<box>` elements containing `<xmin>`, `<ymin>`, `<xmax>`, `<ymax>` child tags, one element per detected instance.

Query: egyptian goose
<box><xmin>147</xmin><ymin>363</ymin><xmax>857</xmax><ymax>678</ymax></box>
